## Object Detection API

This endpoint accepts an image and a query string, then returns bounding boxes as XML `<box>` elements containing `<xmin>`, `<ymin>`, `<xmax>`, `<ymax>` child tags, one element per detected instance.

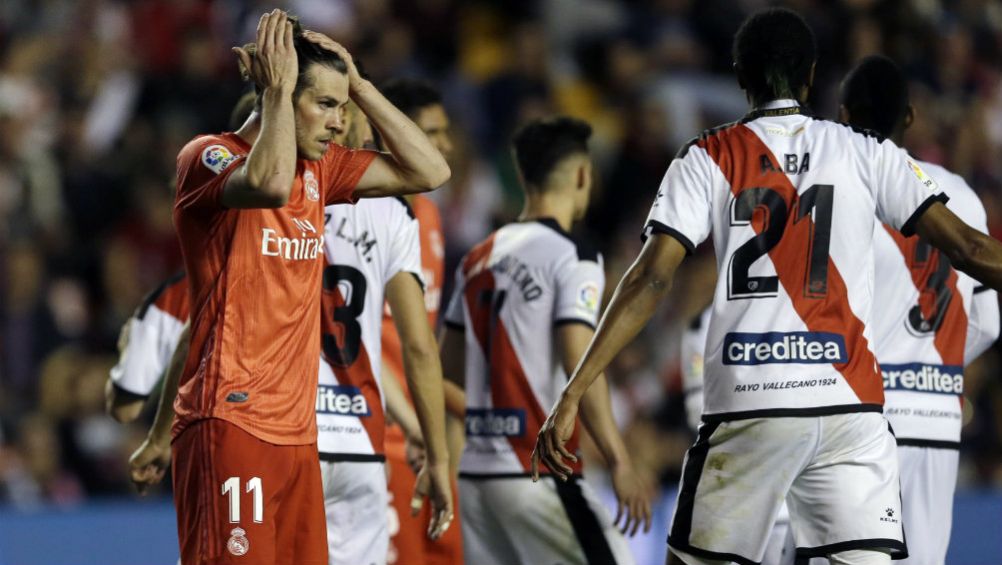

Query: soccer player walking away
<box><xmin>128</xmin><ymin>10</ymin><xmax>451</xmax><ymax>565</ymax></box>
<box><xmin>840</xmin><ymin>55</ymin><xmax>1000</xmax><ymax>565</ymax></box>
<box><xmin>375</xmin><ymin>79</ymin><xmax>466</xmax><ymax>565</ymax></box>
<box><xmin>534</xmin><ymin>8</ymin><xmax>1002</xmax><ymax>565</ymax></box>
<box><xmin>442</xmin><ymin>117</ymin><xmax>651</xmax><ymax>565</ymax></box>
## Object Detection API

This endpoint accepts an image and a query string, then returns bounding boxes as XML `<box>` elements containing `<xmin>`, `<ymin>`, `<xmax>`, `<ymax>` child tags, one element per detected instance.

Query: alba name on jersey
<box><xmin>317</xmin><ymin>197</ymin><xmax>423</xmax><ymax>460</ymax></box>
<box><xmin>872</xmin><ymin>160</ymin><xmax>999</xmax><ymax>446</ymax></box>
<box><xmin>110</xmin><ymin>272</ymin><xmax>189</xmax><ymax>397</ymax></box>
<box><xmin>445</xmin><ymin>219</ymin><xmax>603</xmax><ymax>476</ymax></box>
<box><xmin>645</xmin><ymin>100</ymin><xmax>947</xmax><ymax>420</ymax></box>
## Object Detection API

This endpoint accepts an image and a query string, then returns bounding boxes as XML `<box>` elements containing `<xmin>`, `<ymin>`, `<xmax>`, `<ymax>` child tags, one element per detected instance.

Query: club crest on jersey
<box><xmin>906</xmin><ymin>159</ymin><xmax>939</xmax><ymax>191</ymax></box>
<box><xmin>723</xmin><ymin>331</ymin><xmax>847</xmax><ymax>365</ymax></box>
<box><xmin>316</xmin><ymin>385</ymin><xmax>371</xmax><ymax>416</ymax></box>
<box><xmin>227</xmin><ymin>528</ymin><xmax>249</xmax><ymax>556</ymax></box>
<box><xmin>202</xmin><ymin>145</ymin><xmax>241</xmax><ymax>174</ymax></box>
<box><xmin>882</xmin><ymin>363</ymin><xmax>963</xmax><ymax>395</ymax></box>
<box><xmin>303</xmin><ymin>170</ymin><xmax>320</xmax><ymax>201</ymax></box>
<box><xmin>577</xmin><ymin>281</ymin><xmax>600</xmax><ymax>314</ymax></box>
<box><xmin>466</xmin><ymin>408</ymin><xmax>526</xmax><ymax>437</ymax></box>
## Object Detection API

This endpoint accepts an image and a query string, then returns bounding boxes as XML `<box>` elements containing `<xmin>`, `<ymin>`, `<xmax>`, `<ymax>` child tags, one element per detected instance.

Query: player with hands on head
<box><xmin>134</xmin><ymin>10</ymin><xmax>451</xmax><ymax>565</ymax></box>
<box><xmin>535</xmin><ymin>8</ymin><xmax>1002</xmax><ymax>565</ymax></box>
<box><xmin>441</xmin><ymin>116</ymin><xmax>649</xmax><ymax>565</ymax></box>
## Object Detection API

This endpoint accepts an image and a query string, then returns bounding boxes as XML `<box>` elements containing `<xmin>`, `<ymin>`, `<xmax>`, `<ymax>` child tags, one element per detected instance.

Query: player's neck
<box><xmin>235</xmin><ymin>113</ymin><xmax>263</xmax><ymax>145</ymax></box>
<box><xmin>520</xmin><ymin>192</ymin><xmax>575</xmax><ymax>232</ymax></box>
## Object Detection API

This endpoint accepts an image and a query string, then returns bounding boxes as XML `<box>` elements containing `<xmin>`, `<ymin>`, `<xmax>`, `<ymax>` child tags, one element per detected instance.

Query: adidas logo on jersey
<box><xmin>882</xmin><ymin>363</ymin><xmax>963</xmax><ymax>395</ymax></box>
<box><xmin>315</xmin><ymin>385</ymin><xmax>371</xmax><ymax>416</ymax></box>
<box><xmin>466</xmin><ymin>408</ymin><xmax>526</xmax><ymax>437</ymax></box>
<box><xmin>723</xmin><ymin>332</ymin><xmax>847</xmax><ymax>365</ymax></box>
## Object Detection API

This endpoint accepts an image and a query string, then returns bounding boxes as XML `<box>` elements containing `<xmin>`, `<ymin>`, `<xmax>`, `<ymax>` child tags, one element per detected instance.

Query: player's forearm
<box><xmin>243</xmin><ymin>87</ymin><xmax>297</xmax><ymax>201</ymax></box>
<box><xmin>445</xmin><ymin>413</ymin><xmax>465</xmax><ymax>475</ymax></box>
<box><xmin>402</xmin><ymin>347</ymin><xmax>449</xmax><ymax>466</ymax></box>
<box><xmin>148</xmin><ymin>324</ymin><xmax>190</xmax><ymax>446</ymax></box>
<box><xmin>353</xmin><ymin>80</ymin><xmax>450</xmax><ymax>190</ymax></box>
<box><xmin>382</xmin><ymin>367</ymin><xmax>423</xmax><ymax>442</ymax></box>
<box><xmin>443</xmin><ymin>379</ymin><xmax>466</xmax><ymax>419</ymax></box>
<box><xmin>951</xmin><ymin>231</ymin><xmax>1002</xmax><ymax>292</ymax></box>
<box><xmin>578</xmin><ymin>375</ymin><xmax>631</xmax><ymax>470</ymax></box>
<box><xmin>563</xmin><ymin>264</ymin><xmax>670</xmax><ymax>403</ymax></box>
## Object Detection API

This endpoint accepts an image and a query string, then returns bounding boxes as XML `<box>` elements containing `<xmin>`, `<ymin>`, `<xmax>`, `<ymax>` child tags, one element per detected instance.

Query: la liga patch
<box><xmin>906</xmin><ymin>158</ymin><xmax>938</xmax><ymax>191</ymax></box>
<box><xmin>577</xmin><ymin>281</ymin><xmax>600</xmax><ymax>314</ymax></box>
<box><xmin>202</xmin><ymin>144</ymin><xmax>242</xmax><ymax>175</ymax></box>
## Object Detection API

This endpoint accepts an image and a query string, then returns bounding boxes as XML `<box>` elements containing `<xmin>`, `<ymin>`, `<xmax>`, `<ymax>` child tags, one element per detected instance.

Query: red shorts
<box><xmin>385</xmin><ymin>428</ymin><xmax>464</xmax><ymax>565</ymax></box>
<box><xmin>172</xmin><ymin>418</ymin><xmax>327</xmax><ymax>565</ymax></box>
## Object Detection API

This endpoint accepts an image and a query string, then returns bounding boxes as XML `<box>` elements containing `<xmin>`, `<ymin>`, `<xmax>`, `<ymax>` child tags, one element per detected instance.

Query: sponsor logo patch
<box><xmin>466</xmin><ymin>408</ymin><xmax>526</xmax><ymax>437</ymax></box>
<box><xmin>723</xmin><ymin>331</ymin><xmax>847</xmax><ymax>365</ymax></box>
<box><xmin>201</xmin><ymin>144</ymin><xmax>241</xmax><ymax>174</ymax></box>
<box><xmin>882</xmin><ymin>363</ymin><xmax>963</xmax><ymax>395</ymax></box>
<box><xmin>316</xmin><ymin>385</ymin><xmax>371</xmax><ymax>416</ymax></box>
<box><xmin>906</xmin><ymin>158</ymin><xmax>939</xmax><ymax>191</ymax></box>
<box><xmin>577</xmin><ymin>281</ymin><xmax>600</xmax><ymax>314</ymax></box>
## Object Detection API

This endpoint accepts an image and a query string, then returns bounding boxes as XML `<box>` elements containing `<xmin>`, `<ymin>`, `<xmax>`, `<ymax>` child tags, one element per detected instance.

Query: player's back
<box><xmin>646</xmin><ymin>100</ymin><xmax>946</xmax><ymax>420</ymax></box>
<box><xmin>446</xmin><ymin>219</ymin><xmax>603</xmax><ymax>476</ymax></box>
<box><xmin>317</xmin><ymin>196</ymin><xmax>422</xmax><ymax>460</ymax></box>
<box><xmin>871</xmin><ymin>160</ymin><xmax>997</xmax><ymax>445</ymax></box>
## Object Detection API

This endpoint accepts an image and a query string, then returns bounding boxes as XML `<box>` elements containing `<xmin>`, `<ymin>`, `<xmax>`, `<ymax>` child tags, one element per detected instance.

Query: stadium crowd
<box><xmin>1</xmin><ymin>0</ymin><xmax>1002</xmax><ymax>507</ymax></box>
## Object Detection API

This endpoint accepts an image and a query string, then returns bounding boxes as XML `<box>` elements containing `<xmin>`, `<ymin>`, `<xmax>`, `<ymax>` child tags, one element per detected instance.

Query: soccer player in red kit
<box><xmin>130</xmin><ymin>10</ymin><xmax>451</xmax><ymax>565</ymax></box>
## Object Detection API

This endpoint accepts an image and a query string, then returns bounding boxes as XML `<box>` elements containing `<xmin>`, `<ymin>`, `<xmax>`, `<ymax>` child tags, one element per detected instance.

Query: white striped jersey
<box><xmin>317</xmin><ymin>197</ymin><xmax>422</xmax><ymax>460</ymax></box>
<box><xmin>109</xmin><ymin>272</ymin><xmax>189</xmax><ymax>397</ymax></box>
<box><xmin>444</xmin><ymin>219</ymin><xmax>604</xmax><ymax>476</ymax></box>
<box><xmin>645</xmin><ymin>100</ymin><xmax>947</xmax><ymax>421</ymax></box>
<box><xmin>872</xmin><ymin>160</ymin><xmax>1000</xmax><ymax>446</ymax></box>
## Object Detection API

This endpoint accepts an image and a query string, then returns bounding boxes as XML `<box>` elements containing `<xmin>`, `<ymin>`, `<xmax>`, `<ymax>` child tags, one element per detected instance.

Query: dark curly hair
<box><xmin>840</xmin><ymin>55</ymin><xmax>909</xmax><ymax>139</ymax></box>
<box><xmin>733</xmin><ymin>8</ymin><xmax>817</xmax><ymax>104</ymax></box>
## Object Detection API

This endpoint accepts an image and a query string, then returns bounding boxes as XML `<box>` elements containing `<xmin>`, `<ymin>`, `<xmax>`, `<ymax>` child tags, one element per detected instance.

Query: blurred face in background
<box><xmin>412</xmin><ymin>103</ymin><xmax>453</xmax><ymax>160</ymax></box>
<box><xmin>333</xmin><ymin>101</ymin><xmax>374</xmax><ymax>150</ymax></box>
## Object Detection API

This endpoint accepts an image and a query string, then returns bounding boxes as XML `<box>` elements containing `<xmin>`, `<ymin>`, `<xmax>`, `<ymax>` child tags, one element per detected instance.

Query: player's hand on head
<box><xmin>301</xmin><ymin>30</ymin><xmax>363</xmax><ymax>89</ymax></box>
<box><xmin>530</xmin><ymin>397</ymin><xmax>578</xmax><ymax>482</ymax></box>
<box><xmin>128</xmin><ymin>436</ymin><xmax>171</xmax><ymax>495</ymax></box>
<box><xmin>410</xmin><ymin>461</ymin><xmax>454</xmax><ymax>540</ymax></box>
<box><xmin>610</xmin><ymin>462</ymin><xmax>653</xmax><ymax>537</ymax></box>
<box><xmin>232</xmin><ymin>9</ymin><xmax>298</xmax><ymax>93</ymax></box>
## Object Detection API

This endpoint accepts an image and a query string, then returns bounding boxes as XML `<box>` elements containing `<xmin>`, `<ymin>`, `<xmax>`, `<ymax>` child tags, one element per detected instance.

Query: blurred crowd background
<box><xmin>1</xmin><ymin>0</ymin><xmax>1002</xmax><ymax>509</ymax></box>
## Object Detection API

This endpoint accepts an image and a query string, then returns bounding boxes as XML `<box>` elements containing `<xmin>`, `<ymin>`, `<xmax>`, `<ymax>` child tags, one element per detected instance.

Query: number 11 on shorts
<box><xmin>222</xmin><ymin>476</ymin><xmax>263</xmax><ymax>523</ymax></box>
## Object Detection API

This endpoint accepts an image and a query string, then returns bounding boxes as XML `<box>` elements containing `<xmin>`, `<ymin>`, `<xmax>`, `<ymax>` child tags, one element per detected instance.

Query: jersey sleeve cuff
<box><xmin>642</xmin><ymin>220</ymin><xmax>696</xmax><ymax>255</ymax></box>
<box><xmin>444</xmin><ymin>319</ymin><xmax>465</xmax><ymax>331</ymax></box>
<box><xmin>899</xmin><ymin>193</ymin><xmax>950</xmax><ymax>237</ymax></box>
<box><xmin>553</xmin><ymin>318</ymin><xmax>597</xmax><ymax>330</ymax></box>
<box><xmin>111</xmin><ymin>380</ymin><xmax>152</xmax><ymax>401</ymax></box>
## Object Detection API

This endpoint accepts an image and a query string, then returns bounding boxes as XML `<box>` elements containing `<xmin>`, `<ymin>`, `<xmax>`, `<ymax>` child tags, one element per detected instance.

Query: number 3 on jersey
<box><xmin>728</xmin><ymin>184</ymin><xmax>833</xmax><ymax>300</ymax></box>
<box><xmin>322</xmin><ymin>264</ymin><xmax>368</xmax><ymax>367</ymax></box>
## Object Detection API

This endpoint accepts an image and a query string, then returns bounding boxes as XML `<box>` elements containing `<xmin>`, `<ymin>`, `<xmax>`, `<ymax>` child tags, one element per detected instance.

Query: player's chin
<box><xmin>302</xmin><ymin>141</ymin><xmax>330</xmax><ymax>161</ymax></box>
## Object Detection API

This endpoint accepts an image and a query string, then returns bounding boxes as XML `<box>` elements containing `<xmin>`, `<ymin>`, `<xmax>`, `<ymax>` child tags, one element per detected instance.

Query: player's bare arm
<box><xmin>439</xmin><ymin>326</ymin><xmax>467</xmax><ymax>475</ymax></box>
<box><xmin>385</xmin><ymin>271</ymin><xmax>453</xmax><ymax>540</ymax></box>
<box><xmin>301</xmin><ymin>31</ymin><xmax>451</xmax><ymax>196</ymax></box>
<box><xmin>382</xmin><ymin>366</ymin><xmax>424</xmax><ymax>446</ymax></box>
<box><xmin>105</xmin><ymin>318</ymin><xmax>145</xmax><ymax>423</ymax></box>
<box><xmin>128</xmin><ymin>322</ymin><xmax>190</xmax><ymax>494</ymax></box>
<box><xmin>225</xmin><ymin>10</ymin><xmax>299</xmax><ymax>208</ymax></box>
<box><xmin>557</xmin><ymin>322</ymin><xmax>653</xmax><ymax>536</ymax></box>
<box><xmin>533</xmin><ymin>234</ymin><xmax>686</xmax><ymax>481</ymax></box>
<box><xmin>916</xmin><ymin>202</ymin><xmax>1002</xmax><ymax>291</ymax></box>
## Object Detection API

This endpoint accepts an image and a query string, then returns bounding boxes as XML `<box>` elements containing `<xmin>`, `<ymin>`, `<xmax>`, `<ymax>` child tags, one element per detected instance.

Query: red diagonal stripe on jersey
<box><xmin>490</xmin><ymin>318</ymin><xmax>582</xmax><ymax>474</ymax></box>
<box><xmin>321</xmin><ymin>286</ymin><xmax>385</xmax><ymax>453</ymax></box>
<box><xmin>882</xmin><ymin>226</ymin><xmax>967</xmax><ymax>366</ymax></box>
<box><xmin>700</xmin><ymin>125</ymin><xmax>883</xmax><ymax>404</ymax></box>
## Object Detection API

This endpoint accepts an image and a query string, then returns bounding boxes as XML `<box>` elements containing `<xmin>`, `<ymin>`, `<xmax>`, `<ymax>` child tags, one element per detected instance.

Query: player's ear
<box><xmin>838</xmin><ymin>104</ymin><xmax>850</xmax><ymax>123</ymax></box>
<box><xmin>904</xmin><ymin>104</ymin><xmax>915</xmax><ymax>130</ymax></box>
<box><xmin>577</xmin><ymin>164</ymin><xmax>586</xmax><ymax>189</ymax></box>
<box><xmin>734</xmin><ymin>63</ymin><xmax>746</xmax><ymax>90</ymax></box>
<box><xmin>807</xmin><ymin>61</ymin><xmax>816</xmax><ymax>89</ymax></box>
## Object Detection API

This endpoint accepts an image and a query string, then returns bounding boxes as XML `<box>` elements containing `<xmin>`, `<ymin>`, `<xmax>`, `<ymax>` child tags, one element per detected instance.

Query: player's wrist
<box><xmin>349</xmin><ymin>78</ymin><xmax>375</xmax><ymax>99</ymax></box>
<box><xmin>261</xmin><ymin>83</ymin><xmax>295</xmax><ymax>101</ymax></box>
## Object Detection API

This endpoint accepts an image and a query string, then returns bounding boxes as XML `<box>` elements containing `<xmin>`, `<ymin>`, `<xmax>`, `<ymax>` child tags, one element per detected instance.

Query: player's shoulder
<box><xmin>675</xmin><ymin>119</ymin><xmax>746</xmax><ymax>159</ymax></box>
<box><xmin>920</xmin><ymin>160</ymin><xmax>986</xmax><ymax>222</ymax></box>
<box><xmin>178</xmin><ymin>133</ymin><xmax>247</xmax><ymax>174</ymax></box>
<box><xmin>522</xmin><ymin>218</ymin><xmax>602</xmax><ymax>265</ymax></box>
<box><xmin>137</xmin><ymin>271</ymin><xmax>188</xmax><ymax>321</ymax></box>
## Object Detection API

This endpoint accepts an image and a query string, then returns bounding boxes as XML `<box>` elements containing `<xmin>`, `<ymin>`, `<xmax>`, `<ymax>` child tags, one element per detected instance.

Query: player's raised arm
<box><xmin>129</xmin><ymin>321</ymin><xmax>190</xmax><ymax>494</ymax></box>
<box><xmin>384</xmin><ymin>271</ymin><xmax>453</xmax><ymax>540</ymax></box>
<box><xmin>224</xmin><ymin>10</ymin><xmax>299</xmax><ymax>208</ymax></box>
<box><xmin>439</xmin><ymin>325</ymin><xmax>467</xmax><ymax>475</ymax></box>
<box><xmin>914</xmin><ymin>203</ymin><xmax>1002</xmax><ymax>291</ymax></box>
<box><xmin>301</xmin><ymin>31</ymin><xmax>450</xmax><ymax>197</ymax></box>
<box><xmin>533</xmin><ymin>234</ymin><xmax>686</xmax><ymax>481</ymax></box>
